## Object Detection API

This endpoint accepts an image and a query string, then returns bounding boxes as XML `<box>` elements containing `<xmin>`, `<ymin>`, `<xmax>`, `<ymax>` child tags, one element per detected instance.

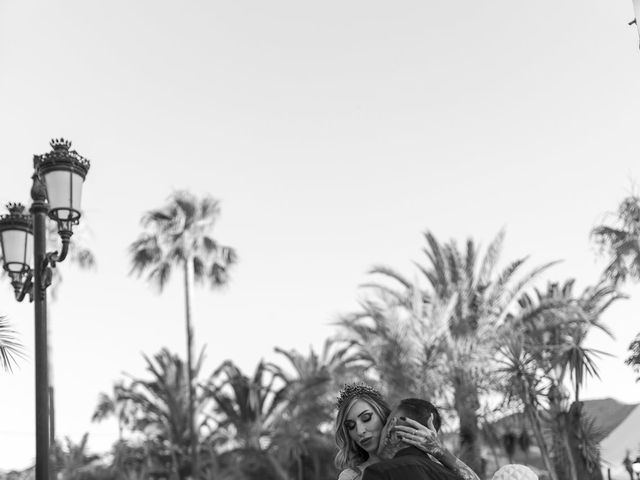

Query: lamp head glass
<box><xmin>0</xmin><ymin>203</ymin><xmax>33</xmax><ymax>275</ymax></box>
<box><xmin>33</xmin><ymin>138</ymin><xmax>90</xmax><ymax>233</ymax></box>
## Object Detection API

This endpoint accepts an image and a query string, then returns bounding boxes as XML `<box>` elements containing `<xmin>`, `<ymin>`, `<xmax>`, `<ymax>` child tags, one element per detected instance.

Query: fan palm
<box><xmin>0</xmin><ymin>316</ymin><xmax>24</xmax><ymax>372</ymax></box>
<box><xmin>129</xmin><ymin>190</ymin><xmax>237</xmax><ymax>476</ymax></box>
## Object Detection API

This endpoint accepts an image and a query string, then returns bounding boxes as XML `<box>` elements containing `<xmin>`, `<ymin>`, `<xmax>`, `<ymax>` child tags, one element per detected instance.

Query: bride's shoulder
<box><xmin>338</xmin><ymin>467</ymin><xmax>362</xmax><ymax>480</ymax></box>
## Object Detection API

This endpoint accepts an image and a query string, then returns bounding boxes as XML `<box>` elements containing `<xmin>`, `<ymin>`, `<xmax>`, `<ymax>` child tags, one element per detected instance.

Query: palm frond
<box><xmin>477</xmin><ymin>229</ymin><xmax>505</xmax><ymax>286</ymax></box>
<box><xmin>494</xmin><ymin>260</ymin><xmax>562</xmax><ymax>325</ymax></box>
<box><xmin>130</xmin><ymin>191</ymin><xmax>236</xmax><ymax>293</ymax></box>
<box><xmin>367</xmin><ymin>265</ymin><xmax>413</xmax><ymax>290</ymax></box>
<box><xmin>423</xmin><ymin>231</ymin><xmax>450</xmax><ymax>293</ymax></box>
<box><xmin>0</xmin><ymin>316</ymin><xmax>25</xmax><ymax>373</ymax></box>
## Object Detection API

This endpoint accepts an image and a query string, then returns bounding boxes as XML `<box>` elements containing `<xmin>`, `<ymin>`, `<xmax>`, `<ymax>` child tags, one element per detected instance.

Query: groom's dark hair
<box><xmin>397</xmin><ymin>398</ymin><xmax>442</xmax><ymax>432</ymax></box>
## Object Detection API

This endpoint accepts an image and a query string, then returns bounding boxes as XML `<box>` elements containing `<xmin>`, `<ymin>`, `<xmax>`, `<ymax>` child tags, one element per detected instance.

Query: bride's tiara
<box><xmin>336</xmin><ymin>383</ymin><xmax>383</xmax><ymax>411</ymax></box>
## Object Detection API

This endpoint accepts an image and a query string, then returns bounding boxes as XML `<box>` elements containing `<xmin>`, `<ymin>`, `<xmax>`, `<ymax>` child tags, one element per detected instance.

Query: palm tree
<box><xmin>92</xmin><ymin>380</ymin><xmax>136</xmax><ymax>441</ymax></box>
<box><xmin>274</xmin><ymin>339</ymin><xmax>368</xmax><ymax>425</ymax></box>
<box><xmin>336</xmin><ymin>292</ymin><xmax>450</xmax><ymax>407</ymax></box>
<box><xmin>95</xmin><ymin>348</ymin><xmax>210</xmax><ymax>479</ymax></box>
<box><xmin>0</xmin><ymin>316</ymin><xmax>24</xmax><ymax>372</ymax></box>
<box><xmin>274</xmin><ymin>339</ymin><xmax>371</xmax><ymax>388</ymax></box>
<box><xmin>108</xmin><ymin>440</ymin><xmax>148</xmax><ymax>480</ymax></box>
<box><xmin>129</xmin><ymin>190</ymin><xmax>237</xmax><ymax>477</ymax></box>
<box><xmin>592</xmin><ymin>194</ymin><xmax>640</xmax><ymax>285</ymax></box>
<box><xmin>202</xmin><ymin>359</ymin><xmax>292</xmax><ymax>480</ymax></box>
<box><xmin>592</xmin><ymin>194</ymin><xmax>640</xmax><ymax>388</ymax></box>
<box><xmin>53</xmin><ymin>433</ymin><xmax>102</xmax><ymax>480</ymax></box>
<box><xmin>495</xmin><ymin>333</ymin><xmax>558</xmax><ymax>480</ymax></box>
<box><xmin>497</xmin><ymin>279</ymin><xmax>622</xmax><ymax>480</ymax></box>
<box><xmin>272</xmin><ymin>339</ymin><xmax>371</xmax><ymax>479</ymax></box>
<box><xmin>345</xmin><ymin>229</ymin><xmax>555</xmax><ymax>473</ymax></box>
<box><xmin>625</xmin><ymin>334</ymin><xmax>640</xmax><ymax>381</ymax></box>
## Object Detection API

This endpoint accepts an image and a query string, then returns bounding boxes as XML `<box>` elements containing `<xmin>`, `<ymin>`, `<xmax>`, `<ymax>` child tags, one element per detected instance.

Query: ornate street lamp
<box><xmin>0</xmin><ymin>203</ymin><xmax>33</xmax><ymax>298</ymax></box>
<box><xmin>35</xmin><ymin>138</ymin><xmax>90</xmax><ymax>253</ymax></box>
<box><xmin>0</xmin><ymin>139</ymin><xmax>90</xmax><ymax>480</ymax></box>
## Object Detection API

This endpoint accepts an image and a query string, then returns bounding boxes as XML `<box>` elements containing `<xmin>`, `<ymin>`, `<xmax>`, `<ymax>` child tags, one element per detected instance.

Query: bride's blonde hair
<box><xmin>334</xmin><ymin>383</ymin><xmax>390</xmax><ymax>469</ymax></box>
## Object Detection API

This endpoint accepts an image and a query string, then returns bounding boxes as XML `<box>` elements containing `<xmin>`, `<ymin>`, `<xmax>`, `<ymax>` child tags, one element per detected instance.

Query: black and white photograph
<box><xmin>1</xmin><ymin>1</ymin><xmax>640</xmax><ymax>480</ymax></box>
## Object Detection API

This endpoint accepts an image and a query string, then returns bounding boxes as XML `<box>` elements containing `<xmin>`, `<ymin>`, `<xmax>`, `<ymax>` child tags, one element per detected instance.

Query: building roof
<box><xmin>581</xmin><ymin>398</ymin><xmax>638</xmax><ymax>438</ymax></box>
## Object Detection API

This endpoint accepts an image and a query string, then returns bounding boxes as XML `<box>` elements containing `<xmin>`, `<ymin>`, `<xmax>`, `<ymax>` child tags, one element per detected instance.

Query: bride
<box><xmin>334</xmin><ymin>383</ymin><xmax>479</xmax><ymax>480</ymax></box>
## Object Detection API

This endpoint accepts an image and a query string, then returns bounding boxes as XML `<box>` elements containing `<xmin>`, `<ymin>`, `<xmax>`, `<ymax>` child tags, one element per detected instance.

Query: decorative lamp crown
<box><xmin>33</xmin><ymin>138</ymin><xmax>90</xmax><ymax>180</ymax></box>
<box><xmin>5</xmin><ymin>202</ymin><xmax>29</xmax><ymax>218</ymax></box>
<box><xmin>50</xmin><ymin>138</ymin><xmax>72</xmax><ymax>152</ymax></box>
<box><xmin>336</xmin><ymin>382</ymin><xmax>384</xmax><ymax>411</ymax></box>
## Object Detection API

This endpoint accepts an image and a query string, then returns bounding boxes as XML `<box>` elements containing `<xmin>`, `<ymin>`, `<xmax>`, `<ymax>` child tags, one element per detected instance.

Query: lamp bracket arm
<box><xmin>45</xmin><ymin>231</ymin><xmax>71</xmax><ymax>268</ymax></box>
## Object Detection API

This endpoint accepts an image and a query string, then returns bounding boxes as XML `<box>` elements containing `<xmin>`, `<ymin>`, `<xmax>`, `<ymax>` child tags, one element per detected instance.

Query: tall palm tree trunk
<box><xmin>184</xmin><ymin>257</ymin><xmax>198</xmax><ymax>479</ymax></box>
<box><xmin>557</xmin><ymin>412</ymin><xmax>579</xmax><ymax>480</ymax></box>
<box><xmin>453</xmin><ymin>371</ymin><xmax>482</xmax><ymax>475</ymax></box>
<box><xmin>481</xmin><ymin>420</ymin><xmax>502</xmax><ymax>470</ymax></box>
<box><xmin>296</xmin><ymin>456</ymin><xmax>303</xmax><ymax>480</ymax></box>
<box><xmin>524</xmin><ymin>401</ymin><xmax>558</xmax><ymax>480</ymax></box>
<box><xmin>265</xmin><ymin>452</ymin><xmax>292</xmax><ymax>480</ymax></box>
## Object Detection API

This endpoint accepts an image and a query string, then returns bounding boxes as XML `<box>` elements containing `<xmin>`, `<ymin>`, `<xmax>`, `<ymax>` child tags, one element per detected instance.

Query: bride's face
<box><xmin>344</xmin><ymin>399</ymin><xmax>384</xmax><ymax>456</ymax></box>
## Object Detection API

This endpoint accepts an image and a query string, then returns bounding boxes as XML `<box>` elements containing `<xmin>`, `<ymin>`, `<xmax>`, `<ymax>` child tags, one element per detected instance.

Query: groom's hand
<box><xmin>392</xmin><ymin>416</ymin><xmax>443</xmax><ymax>456</ymax></box>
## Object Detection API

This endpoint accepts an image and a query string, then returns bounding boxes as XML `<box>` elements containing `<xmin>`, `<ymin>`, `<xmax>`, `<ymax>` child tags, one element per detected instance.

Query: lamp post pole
<box><xmin>0</xmin><ymin>139</ymin><xmax>90</xmax><ymax>480</ymax></box>
<box><xmin>31</xmin><ymin>173</ymin><xmax>50</xmax><ymax>480</ymax></box>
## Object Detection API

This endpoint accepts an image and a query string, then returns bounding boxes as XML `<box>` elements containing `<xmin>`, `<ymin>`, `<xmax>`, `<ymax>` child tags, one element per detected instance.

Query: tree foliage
<box><xmin>340</xmin><ymin>229</ymin><xmax>555</xmax><ymax>474</ymax></box>
<box><xmin>129</xmin><ymin>191</ymin><xmax>236</xmax><ymax>292</ymax></box>
<box><xmin>0</xmin><ymin>316</ymin><xmax>24</xmax><ymax>373</ymax></box>
<box><xmin>592</xmin><ymin>194</ymin><xmax>640</xmax><ymax>285</ymax></box>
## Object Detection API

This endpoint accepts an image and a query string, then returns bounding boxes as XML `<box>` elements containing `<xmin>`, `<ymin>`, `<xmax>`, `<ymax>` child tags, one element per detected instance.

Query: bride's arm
<box><xmin>394</xmin><ymin>417</ymin><xmax>480</xmax><ymax>480</ymax></box>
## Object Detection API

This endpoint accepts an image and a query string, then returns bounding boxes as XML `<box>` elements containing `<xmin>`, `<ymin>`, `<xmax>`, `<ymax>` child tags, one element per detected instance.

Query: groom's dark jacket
<box><xmin>361</xmin><ymin>446</ymin><xmax>460</xmax><ymax>480</ymax></box>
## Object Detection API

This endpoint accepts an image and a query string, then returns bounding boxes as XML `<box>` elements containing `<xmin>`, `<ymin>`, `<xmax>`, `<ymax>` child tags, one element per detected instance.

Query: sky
<box><xmin>1</xmin><ymin>0</ymin><xmax>640</xmax><ymax>471</ymax></box>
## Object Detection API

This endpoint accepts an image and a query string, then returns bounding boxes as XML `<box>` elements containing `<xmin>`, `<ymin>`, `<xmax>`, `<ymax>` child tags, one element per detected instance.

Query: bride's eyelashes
<box><xmin>360</xmin><ymin>412</ymin><xmax>372</xmax><ymax>423</ymax></box>
<box><xmin>344</xmin><ymin>412</ymin><xmax>373</xmax><ymax>431</ymax></box>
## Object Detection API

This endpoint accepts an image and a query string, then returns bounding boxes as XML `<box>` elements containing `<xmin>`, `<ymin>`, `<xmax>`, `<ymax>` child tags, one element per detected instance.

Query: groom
<box><xmin>361</xmin><ymin>398</ymin><xmax>478</xmax><ymax>480</ymax></box>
